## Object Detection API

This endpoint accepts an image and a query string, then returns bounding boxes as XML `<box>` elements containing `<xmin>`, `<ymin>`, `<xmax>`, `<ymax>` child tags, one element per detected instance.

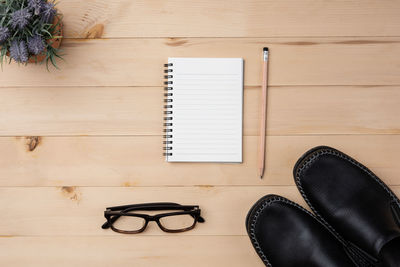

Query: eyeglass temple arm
<box><xmin>102</xmin><ymin>215</ymin><xmax>120</xmax><ymax>229</ymax></box>
<box><xmin>106</xmin><ymin>202</ymin><xmax>186</xmax><ymax>211</ymax></box>
<box><xmin>197</xmin><ymin>215</ymin><xmax>205</xmax><ymax>223</ymax></box>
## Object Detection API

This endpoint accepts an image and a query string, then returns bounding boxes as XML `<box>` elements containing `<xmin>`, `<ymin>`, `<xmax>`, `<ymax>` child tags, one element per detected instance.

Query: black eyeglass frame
<box><xmin>102</xmin><ymin>202</ymin><xmax>205</xmax><ymax>234</ymax></box>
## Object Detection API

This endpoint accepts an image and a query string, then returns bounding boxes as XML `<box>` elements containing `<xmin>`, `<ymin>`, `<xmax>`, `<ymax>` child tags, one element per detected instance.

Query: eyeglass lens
<box><xmin>159</xmin><ymin>214</ymin><xmax>195</xmax><ymax>230</ymax></box>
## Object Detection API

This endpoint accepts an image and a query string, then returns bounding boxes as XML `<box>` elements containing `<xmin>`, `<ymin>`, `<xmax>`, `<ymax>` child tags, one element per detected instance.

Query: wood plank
<box><xmin>0</xmin><ymin>236</ymin><xmax>263</xmax><ymax>267</ymax></box>
<box><xmin>2</xmin><ymin>38</ymin><xmax>400</xmax><ymax>87</ymax></box>
<box><xmin>0</xmin><ymin>87</ymin><xmax>162</xmax><ymax>136</ymax></box>
<box><xmin>1</xmin><ymin>135</ymin><xmax>400</xmax><ymax>187</ymax></box>
<box><xmin>1</xmin><ymin>186</ymin><xmax>399</xmax><ymax>237</ymax></box>
<box><xmin>58</xmin><ymin>0</ymin><xmax>400</xmax><ymax>38</ymax></box>
<box><xmin>0</xmin><ymin>86</ymin><xmax>399</xmax><ymax>136</ymax></box>
<box><xmin>0</xmin><ymin>186</ymin><xmax>298</xmax><ymax>236</ymax></box>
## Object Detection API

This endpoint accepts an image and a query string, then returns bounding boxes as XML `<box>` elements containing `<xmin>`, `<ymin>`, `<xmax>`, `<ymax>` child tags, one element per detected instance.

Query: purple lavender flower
<box><xmin>40</xmin><ymin>2</ymin><xmax>56</xmax><ymax>24</ymax></box>
<box><xmin>9</xmin><ymin>40</ymin><xmax>29</xmax><ymax>63</ymax></box>
<box><xmin>0</xmin><ymin>26</ymin><xmax>10</xmax><ymax>44</ymax></box>
<box><xmin>11</xmin><ymin>8</ymin><xmax>32</xmax><ymax>30</ymax></box>
<box><xmin>28</xmin><ymin>0</ymin><xmax>44</xmax><ymax>15</ymax></box>
<box><xmin>27</xmin><ymin>35</ymin><xmax>46</xmax><ymax>55</ymax></box>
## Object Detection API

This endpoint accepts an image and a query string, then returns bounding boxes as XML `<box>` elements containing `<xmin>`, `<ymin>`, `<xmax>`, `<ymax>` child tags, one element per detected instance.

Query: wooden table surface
<box><xmin>1</xmin><ymin>0</ymin><xmax>400</xmax><ymax>266</ymax></box>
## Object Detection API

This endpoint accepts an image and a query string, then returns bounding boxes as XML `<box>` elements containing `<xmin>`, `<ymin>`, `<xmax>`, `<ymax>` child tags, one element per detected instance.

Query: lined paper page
<box><xmin>166</xmin><ymin>58</ymin><xmax>243</xmax><ymax>162</ymax></box>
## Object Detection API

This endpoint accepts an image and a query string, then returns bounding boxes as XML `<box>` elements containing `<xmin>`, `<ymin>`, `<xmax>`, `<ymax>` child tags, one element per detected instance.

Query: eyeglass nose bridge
<box><xmin>145</xmin><ymin>214</ymin><xmax>159</xmax><ymax>222</ymax></box>
<box><xmin>143</xmin><ymin>216</ymin><xmax>165</xmax><ymax>231</ymax></box>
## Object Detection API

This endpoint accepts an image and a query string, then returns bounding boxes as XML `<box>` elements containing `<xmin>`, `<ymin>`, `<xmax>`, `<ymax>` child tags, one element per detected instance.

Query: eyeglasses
<box><xmin>102</xmin><ymin>202</ymin><xmax>205</xmax><ymax>234</ymax></box>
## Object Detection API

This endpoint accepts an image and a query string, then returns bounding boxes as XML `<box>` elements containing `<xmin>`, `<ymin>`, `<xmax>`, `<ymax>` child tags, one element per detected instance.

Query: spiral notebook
<box><xmin>163</xmin><ymin>58</ymin><xmax>243</xmax><ymax>162</ymax></box>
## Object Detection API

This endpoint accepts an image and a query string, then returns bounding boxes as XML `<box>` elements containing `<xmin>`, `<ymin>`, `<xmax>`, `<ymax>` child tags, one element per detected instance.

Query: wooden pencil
<box><xmin>258</xmin><ymin>47</ymin><xmax>269</xmax><ymax>179</ymax></box>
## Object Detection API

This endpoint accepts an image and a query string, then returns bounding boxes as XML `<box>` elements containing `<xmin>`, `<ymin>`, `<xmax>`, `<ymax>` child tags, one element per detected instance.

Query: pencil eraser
<box><xmin>263</xmin><ymin>47</ymin><xmax>268</xmax><ymax>52</ymax></box>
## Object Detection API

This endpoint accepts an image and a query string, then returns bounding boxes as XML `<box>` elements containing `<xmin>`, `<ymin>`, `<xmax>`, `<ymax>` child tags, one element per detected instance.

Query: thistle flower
<box><xmin>1</xmin><ymin>0</ymin><xmax>63</xmax><ymax>69</ymax></box>
<box><xmin>40</xmin><ymin>2</ymin><xmax>56</xmax><ymax>23</ymax></box>
<box><xmin>28</xmin><ymin>0</ymin><xmax>44</xmax><ymax>15</ymax></box>
<box><xmin>10</xmin><ymin>8</ymin><xmax>32</xmax><ymax>30</ymax></box>
<box><xmin>9</xmin><ymin>40</ymin><xmax>29</xmax><ymax>63</ymax></box>
<box><xmin>0</xmin><ymin>26</ymin><xmax>10</xmax><ymax>44</ymax></box>
<box><xmin>28</xmin><ymin>35</ymin><xmax>46</xmax><ymax>55</ymax></box>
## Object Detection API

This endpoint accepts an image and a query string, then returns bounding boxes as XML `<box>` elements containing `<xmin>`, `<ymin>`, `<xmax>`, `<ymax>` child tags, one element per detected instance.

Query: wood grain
<box><xmin>1</xmin><ymin>135</ymin><xmax>400</xmax><ymax>187</ymax></box>
<box><xmin>3</xmin><ymin>1</ymin><xmax>400</xmax><ymax>266</ymax></box>
<box><xmin>58</xmin><ymin>0</ymin><xmax>400</xmax><ymax>38</ymax></box>
<box><xmin>0</xmin><ymin>86</ymin><xmax>399</xmax><ymax>136</ymax></box>
<box><xmin>1</xmin><ymin>38</ymin><xmax>400</xmax><ymax>86</ymax></box>
<box><xmin>1</xmin><ymin>186</ymin><xmax>399</xmax><ymax>236</ymax></box>
<box><xmin>0</xmin><ymin>236</ymin><xmax>264</xmax><ymax>267</ymax></box>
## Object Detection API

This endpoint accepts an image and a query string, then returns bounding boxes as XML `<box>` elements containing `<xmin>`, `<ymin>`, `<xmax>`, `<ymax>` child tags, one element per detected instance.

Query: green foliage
<box><xmin>0</xmin><ymin>0</ymin><xmax>63</xmax><ymax>70</ymax></box>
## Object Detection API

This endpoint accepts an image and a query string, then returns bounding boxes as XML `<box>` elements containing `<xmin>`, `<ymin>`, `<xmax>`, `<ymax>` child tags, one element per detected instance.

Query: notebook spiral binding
<box><xmin>163</xmin><ymin>63</ymin><xmax>173</xmax><ymax>157</ymax></box>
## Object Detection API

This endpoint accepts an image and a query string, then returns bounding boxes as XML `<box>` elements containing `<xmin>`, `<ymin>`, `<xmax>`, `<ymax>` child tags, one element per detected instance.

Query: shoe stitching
<box><xmin>295</xmin><ymin>148</ymin><xmax>400</xmax><ymax>266</ymax></box>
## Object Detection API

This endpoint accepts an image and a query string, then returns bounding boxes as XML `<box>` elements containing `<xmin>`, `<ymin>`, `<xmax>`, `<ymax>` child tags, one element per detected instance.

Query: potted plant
<box><xmin>0</xmin><ymin>0</ymin><xmax>63</xmax><ymax>69</ymax></box>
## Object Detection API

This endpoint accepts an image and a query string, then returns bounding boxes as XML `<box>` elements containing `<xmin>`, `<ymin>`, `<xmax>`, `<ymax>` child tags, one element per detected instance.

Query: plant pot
<box><xmin>7</xmin><ymin>15</ymin><xmax>63</xmax><ymax>63</ymax></box>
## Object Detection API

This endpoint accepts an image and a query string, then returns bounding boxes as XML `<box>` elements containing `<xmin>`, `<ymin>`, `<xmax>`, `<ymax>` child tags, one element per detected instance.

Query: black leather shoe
<box><xmin>246</xmin><ymin>194</ymin><xmax>357</xmax><ymax>267</ymax></box>
<box><xmin>294</xmin><ymin>146</ymin><xmax>400</xmax><ymax>267</ymax></box>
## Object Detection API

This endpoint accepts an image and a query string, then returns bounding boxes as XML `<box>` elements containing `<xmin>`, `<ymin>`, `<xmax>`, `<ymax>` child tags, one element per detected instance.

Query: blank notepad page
<box><xmin>164</xmin><ymin>58</ymin><xmax>243</xmax><ymax>162</ymax></box>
